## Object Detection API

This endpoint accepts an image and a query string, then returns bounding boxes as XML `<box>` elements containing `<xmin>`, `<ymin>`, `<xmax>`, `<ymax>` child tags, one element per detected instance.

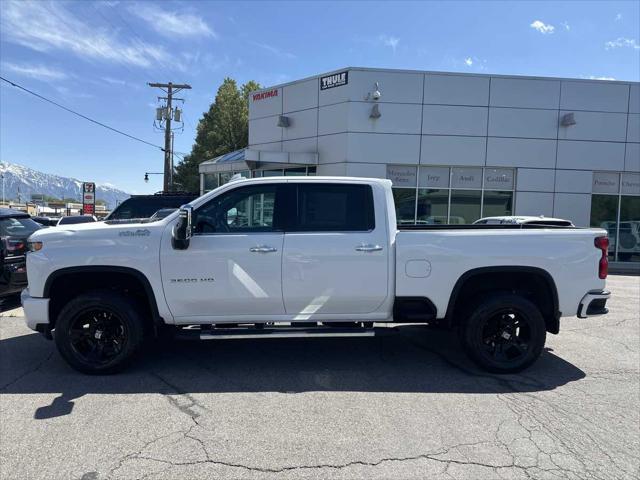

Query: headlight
<box><xmin>27</xmin><ymin>241</ymin><xmax>43</xmax><ymax>252</ymax></box>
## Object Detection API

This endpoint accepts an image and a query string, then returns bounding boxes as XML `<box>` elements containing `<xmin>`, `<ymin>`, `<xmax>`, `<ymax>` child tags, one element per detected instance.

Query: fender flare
<box><xmin>444</xmin><ymin>266</ymin><xmax>560</xmax><ymax>333</ymax></box>
<box><xmin>43</xmin><ymin>265</ymin><xmax>162</xmax><ymax>323</ymax></box>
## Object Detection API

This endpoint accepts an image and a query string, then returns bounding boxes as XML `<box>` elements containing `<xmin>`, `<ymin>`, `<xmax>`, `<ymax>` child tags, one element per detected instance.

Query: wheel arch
<box><xmin>44</xmin><ymin>266</ymin><xmax>162</xmax><ymax>330</ymax></box>
<box><xmin>444</xmin><ymin>266</ymin><xmax>560</xmax><ymax>334</ymax></box>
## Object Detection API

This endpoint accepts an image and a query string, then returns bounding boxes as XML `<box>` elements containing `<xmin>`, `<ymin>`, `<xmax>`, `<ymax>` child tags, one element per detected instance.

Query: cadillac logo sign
<box><xmin>320</xmin><ymin>71</ymin><xmax>348</xmax><ymax>90</ymax></box>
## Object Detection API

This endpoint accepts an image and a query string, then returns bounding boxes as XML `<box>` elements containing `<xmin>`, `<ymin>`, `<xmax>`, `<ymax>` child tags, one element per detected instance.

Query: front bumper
<box><xmin>21</xmin><ymin>289</ymin><xmax>50</xmax><ymax>331</ymax></box>
<box><xmin>577</xmin><ymin>290</ymin><xmax>611</xmax><ymax>318</ymax></box>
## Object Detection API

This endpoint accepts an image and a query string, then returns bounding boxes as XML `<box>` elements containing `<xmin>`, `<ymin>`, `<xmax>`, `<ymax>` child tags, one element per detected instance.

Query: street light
<box><xmin>144</xmin><ymin>172</ymin><xmax>164</xmax><ymax>183</ymax></box>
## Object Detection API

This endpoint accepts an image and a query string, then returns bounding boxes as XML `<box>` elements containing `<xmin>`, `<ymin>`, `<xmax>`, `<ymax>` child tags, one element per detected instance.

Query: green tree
<box><xmin>174</xmin><ymin>78</ymin><xmax>260</xmax><ymax>193</ymax></box>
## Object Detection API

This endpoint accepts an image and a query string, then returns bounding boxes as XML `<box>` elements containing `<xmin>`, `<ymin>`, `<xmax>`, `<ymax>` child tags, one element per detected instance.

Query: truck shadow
<box><xmin>0</xmin><ymin>325</ymin><xmax>585</xmax><ymax>419</ymax></box>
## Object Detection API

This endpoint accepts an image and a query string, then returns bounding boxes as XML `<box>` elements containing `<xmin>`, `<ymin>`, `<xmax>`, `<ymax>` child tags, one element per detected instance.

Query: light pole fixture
<box><xmin>144</xmin><ymin>172</ymin><xmax>164</xmax><ymax>183</ymax></box>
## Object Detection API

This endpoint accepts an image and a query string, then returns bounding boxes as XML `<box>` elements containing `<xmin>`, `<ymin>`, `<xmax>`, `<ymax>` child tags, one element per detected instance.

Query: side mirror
<box><xmin>172</xmin><ymin>205</ymin><xmax>193</xmax><ymax>250</ymax></box>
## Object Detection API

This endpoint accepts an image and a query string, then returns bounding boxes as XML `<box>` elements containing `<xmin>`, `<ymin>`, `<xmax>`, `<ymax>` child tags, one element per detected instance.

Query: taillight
<box><xmin>5</xmin><ymin>239</ymin><xmax>25</xmax><ymax>255</ymax></box>
<box><xmin>594</xmin><ymin>236</ymin><xmax>609</xmax><ymax>279</ymax></box>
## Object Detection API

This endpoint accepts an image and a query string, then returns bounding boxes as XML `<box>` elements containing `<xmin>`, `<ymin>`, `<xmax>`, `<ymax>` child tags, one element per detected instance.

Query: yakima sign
<box><xmin>82</xmin><ymin>182</ymin><xmax>95</xmax><ymax>215</ymax></box>
<box><xmin>320</xmin><ymin>71</ymin><xmax>348</xmax><ymax>90</ymax></box>
<box><xmin>252</xmin><ymin>89</ymin><xmax>278</xmax><ymax>102</ymax></box>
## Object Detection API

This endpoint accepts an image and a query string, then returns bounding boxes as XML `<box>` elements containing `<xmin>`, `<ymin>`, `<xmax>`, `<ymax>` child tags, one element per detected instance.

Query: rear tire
<box><xmin>458</xmin><ymin>293</ymin><xmax>546</xmax><ymax>374</ymax></box>
<box><xmin>54</xmin><ymin>291</ymin><xmax>145</xmax><ymax>374</ymax></box>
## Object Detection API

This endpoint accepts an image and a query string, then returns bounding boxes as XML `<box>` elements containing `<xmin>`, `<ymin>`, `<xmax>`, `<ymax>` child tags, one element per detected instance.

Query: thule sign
<box><xmin>320</xmin><ymin>71</ymin><xmax>348</xmax><ymax>90</ymax></box>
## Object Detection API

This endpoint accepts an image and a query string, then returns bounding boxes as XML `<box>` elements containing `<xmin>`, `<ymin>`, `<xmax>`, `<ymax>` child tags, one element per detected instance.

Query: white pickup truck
<box><xmin>22</xmin><ymin>177</ymin><xmax>611</xmax><ymax>374</ymax></box>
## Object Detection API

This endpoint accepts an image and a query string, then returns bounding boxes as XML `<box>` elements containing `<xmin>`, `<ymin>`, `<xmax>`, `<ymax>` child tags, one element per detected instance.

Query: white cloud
<box><xmin>561</xmin><ymin>21</ymin><xmax>570</xmax><ymax>31</ymax></box>
<box><xmin>101</xmin><ymin>77</ymin><xmax>127</xmax><ymax>86</ymax></box>
<box><xmin>615</xmin><ymin>13</ymin><xmax>622</xmax><ymax>21</ymax></box>
<box><xmin>0</xmin><ymin>0</ymin><xmax>173</xmax><ymax>68</ymax></box>
<box><xmin>128</xmin><ymin>3</ymin><xmax>216</xmax><ymax>38</ymax></box>
<box><xmin>249</xmin><ymin>41</ymin><xmax>296</xmax><ymax>59</ymax></box>
<box><xmin>379</xmin><ymin>35</ymin><xmax>400</xmax><ymax>52</ymax></box>
<box><xmin>1</xmin><ymin>62</ymin><xmax>68</xmax><ymax>81</ymax></box>
<box><xmin>461</xmin><ymin>56</ymin><xmax>487</xmax><ymax>70</ymax></box>
<box><xmin>55</xmin><ymin>86</ymin><xmax>93</xmax><ymax>99</ymax></box>
<box><xmin>605</xmin><ymin>37</ymin><xmax>640</xmax><ymax>50</ymax></box>
<box><xmin>587</xmin><ymin>75</ymin><xmax>616</xmax><ymax>81</ymax></box>
<box><xmin>530</xmin><ymin>20</ymin><xmax>555</xmax><ymax>34</ymax></box>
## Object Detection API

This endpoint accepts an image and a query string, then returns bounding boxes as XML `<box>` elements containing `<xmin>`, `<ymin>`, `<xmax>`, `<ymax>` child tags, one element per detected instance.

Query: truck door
<box><xmin>160</xmin><ymin>183</ymin><xmax>286</xmax><ymax>320</ymax></box>
<box><xmin>282</xmin><ymin>182</ymin><xmax>389</xmax><ymax>316</ymax></box>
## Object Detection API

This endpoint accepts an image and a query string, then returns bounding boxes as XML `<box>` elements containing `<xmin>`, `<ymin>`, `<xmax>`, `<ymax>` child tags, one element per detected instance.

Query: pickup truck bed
<box><xmin>22</xmin><ymin>177</ymin><xmax>610</xmax><ymax>375</ymax></box>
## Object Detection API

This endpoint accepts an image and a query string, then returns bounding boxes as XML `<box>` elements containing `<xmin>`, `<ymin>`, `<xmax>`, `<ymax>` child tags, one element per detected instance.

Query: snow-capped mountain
<box><xmin>0</xmin><ymin>162</ymin><xmax>130</xmax><ymax>209</ymax></box>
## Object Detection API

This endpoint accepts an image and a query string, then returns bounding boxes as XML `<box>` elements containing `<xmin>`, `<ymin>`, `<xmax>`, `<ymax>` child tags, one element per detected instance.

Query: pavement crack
<box><xmin>124</xmin><ymin>441</ymin><xmax>521</xmax><ymax>475</ymax></box>
<box><xmin>0</xmin><ymin>348</ymin><xmax>54</xmax><ymax>391</ymax></box>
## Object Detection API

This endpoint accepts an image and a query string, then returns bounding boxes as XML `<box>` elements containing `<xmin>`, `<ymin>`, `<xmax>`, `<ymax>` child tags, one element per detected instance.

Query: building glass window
<box><xmin>482</xmin><ymin>190</ymin><xmax>513</xmax><ymax>217</ymax></box>
<box><xmin>388</xmin><ymin>165</ymin><xmax>515</xmax><ymax>225</ymax></box>
<box><xmin>590</xmin><ymin>172</ymin><xmax>640</xmax><ymax>262</ymax></box>
<box><xmin>203</xmin><ymin>167</ymin><xmax>316</xmax><ymax>194</ymax></box>
<box><xmin>219</xmin><ymin>172</ymin><xmax>233</xmax><ymax>185</ymax></box>
<box><xmin>262</xmin><ymin>169</ymin><xmax>284</xmax><ymax>177</ymax></box>
<box><xmin>618</xmin><ymin>196</ymin><xmax>640</xmax><ymax>262</ymax></box>
<box><xmin>392</xmin><ymin>189</ymin><xmax>417</xmax><ymax>224</ymax></box>
<box><xmin>203</xmin><ymin>173</ymin><xmax>219</xmax><ymax>193</ymax></box>
<box><xmin>450</xmin><ymin>190</ymin><xmax>482</xmax><ymax>224</ymax></box>
<box><xmin>416</xmin><ymin>189</ymin><xmax>448</xmax><ymax>224</ymax></box>
<box><xmin>285</xmin><ymin>167</ymin><xmax>307</xmax><ymax>176</ymax></box>
<box><xmin>590</xmin><ymin>194</ymin><xmax>618</xmax><ymax>260</ymax></box>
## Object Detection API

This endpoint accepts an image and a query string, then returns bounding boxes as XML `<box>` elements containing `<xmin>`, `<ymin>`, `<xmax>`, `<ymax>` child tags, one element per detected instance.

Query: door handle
<box><xmin>355</xmin><ymin>244</ymin><xmax>383</xmax><ymax>252</ymax></box>
<box><xmin>249</xmin><ymin>245</ymin><xmax>278</xmax><ymax>253</ymax></box>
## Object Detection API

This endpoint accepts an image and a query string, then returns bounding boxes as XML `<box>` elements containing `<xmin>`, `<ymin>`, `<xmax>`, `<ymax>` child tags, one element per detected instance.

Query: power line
<box><xmin>0</xmin><ymin>76</ymin><xmax>165</xmax><ymax>152</ymax></box>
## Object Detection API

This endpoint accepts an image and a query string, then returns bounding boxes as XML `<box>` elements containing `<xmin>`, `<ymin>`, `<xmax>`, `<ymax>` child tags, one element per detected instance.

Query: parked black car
<box><xmin>57</xmin><ymin>215</ymin><xmax>98</xmax><ymax>226</ymax></box>
<box><xmin>32</xmin><ymin>216</ymin><xmax>58</xmax><ymax>227</ymax></box>
<box><xmin>105</xmin><ymin>192</ymin><xmax>198</xmax><ymax>223</ymax></box>
<box><xmin>0</xmin><ymin>209</ymin><xmax>42</xmax><ymax>299</ymax></box>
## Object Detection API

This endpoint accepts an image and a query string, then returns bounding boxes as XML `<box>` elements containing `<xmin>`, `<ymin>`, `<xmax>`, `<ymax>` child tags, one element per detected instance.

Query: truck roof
<box><xmin>225</xmin><ymin>176</ymin><xmax>392</xmax><ymax>185</ymax></box>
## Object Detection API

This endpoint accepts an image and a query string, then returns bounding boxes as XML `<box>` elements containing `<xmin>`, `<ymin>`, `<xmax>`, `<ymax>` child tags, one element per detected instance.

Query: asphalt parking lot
<box><xmin>1</xmin><ymin>275</ymin><xmax>638</xmax><ymax>480</ymax></box>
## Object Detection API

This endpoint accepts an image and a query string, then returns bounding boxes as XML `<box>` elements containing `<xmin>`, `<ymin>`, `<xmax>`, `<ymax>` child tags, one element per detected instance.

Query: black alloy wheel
<box><xmin>459</xmin><ymin>293</ymin><xmax>546</xmax><ymax>373</ymax></box>
<box><xmin>478</xmin><ymin>309</ymin><xmax>532</xmax><ymax>366</ymax></box>
<box><xmin>68</xmin><ymin>308</ymin><xmax>128</xmax><ymax>367</ymax></box>
<box><xmin>55</xmin><ymin>291</ymin><xmax>145</xmax><ymax>374</ymax></box>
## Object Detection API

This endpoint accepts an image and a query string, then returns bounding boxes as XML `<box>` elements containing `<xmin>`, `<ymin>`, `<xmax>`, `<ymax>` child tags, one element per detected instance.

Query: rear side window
<box><xmin>294</xmin><ymin>184</ymin><xmax>375</xmax><ymax>232</ymax></box>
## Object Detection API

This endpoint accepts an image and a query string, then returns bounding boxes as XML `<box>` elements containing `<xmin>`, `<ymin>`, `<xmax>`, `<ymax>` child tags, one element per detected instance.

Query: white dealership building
<box><xmin>199</xmin><ymin>67</ymin><xmax>640</xmax><ymax>263</ymax></box>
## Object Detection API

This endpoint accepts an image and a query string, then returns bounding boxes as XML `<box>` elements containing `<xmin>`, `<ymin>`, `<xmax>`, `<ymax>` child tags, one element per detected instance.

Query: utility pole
<box><xmin>148</xmin><ymin>82</ymin><xmax>190</xmax><ymax>192</ymax></box>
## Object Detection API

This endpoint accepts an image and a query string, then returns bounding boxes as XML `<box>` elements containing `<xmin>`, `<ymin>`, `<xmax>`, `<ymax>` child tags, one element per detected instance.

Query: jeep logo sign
<box><xmin>320</xmin><ymin>71</ymin><xmax>348</xmax><ymax>90</ymax></box>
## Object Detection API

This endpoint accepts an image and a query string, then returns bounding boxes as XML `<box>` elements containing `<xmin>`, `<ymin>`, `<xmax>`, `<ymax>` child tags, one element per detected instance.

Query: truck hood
<box><xmin>29</xmin><ymin>220</ymin><xmax>167</xmax><ymax>241</ymax></box>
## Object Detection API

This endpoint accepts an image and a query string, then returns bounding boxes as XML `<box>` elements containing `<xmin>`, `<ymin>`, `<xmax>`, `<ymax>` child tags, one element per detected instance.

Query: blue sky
<box><xmin>1</xmin><ymin>0</ymin><xmax>638</xmax><ymax>194</ymax></box>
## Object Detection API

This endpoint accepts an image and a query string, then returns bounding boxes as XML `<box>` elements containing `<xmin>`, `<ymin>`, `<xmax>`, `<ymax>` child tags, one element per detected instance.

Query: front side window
<box><xmin>294</xmin><ymin>184</ymin><xmax>375</xmax><ymax>232</ymax></box>
<box><xmin>194</xmin><ymin>185</ymin><xmax>278</xmax><ymax>234</ymax></box>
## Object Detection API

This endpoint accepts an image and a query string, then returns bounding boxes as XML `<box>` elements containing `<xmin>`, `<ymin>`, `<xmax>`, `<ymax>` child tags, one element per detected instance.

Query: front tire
<box><xmin>459</xmin><ymin>293</ymin><xmax>546</xmax><ymax>374</ymax></box>
<box><xmin>54</xmin><ymin>291</ymin><xmax>145</xmax><ymax>374</ymax></box>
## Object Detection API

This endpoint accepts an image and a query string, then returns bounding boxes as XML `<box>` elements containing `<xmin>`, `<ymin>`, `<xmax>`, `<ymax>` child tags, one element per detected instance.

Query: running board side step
<box><xmin>177</xmin><ymin>326</ymin><xmax>379</xmax><ymax>341</ymax></box>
